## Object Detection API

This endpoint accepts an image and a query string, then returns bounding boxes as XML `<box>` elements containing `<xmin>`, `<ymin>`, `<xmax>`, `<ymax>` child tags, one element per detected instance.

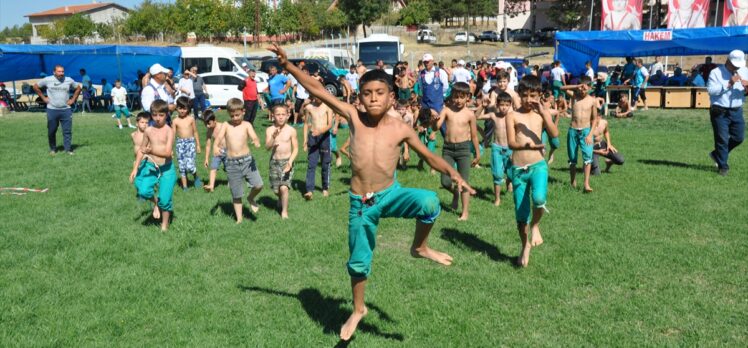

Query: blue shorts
<box><xmin>347</xmin><ymin>181</ymin><xmax>441</xmax><ymax>278</ymax></box>
<box><xmin>567</xmin><ymin>127</ymin><xmax>593</xmax><ymax>165</ymax></box>
<box><xmin>541</xmin><ymin>130</ymin><xmax>560</xmax><ymax>150</ymax></box>
<box><xmin>508</xmin><ymin>160</ymin><xmax>548</xmax><ymax>223</ymax></box>
<box><xmin>490</xmin><ymin>143</ymin><xmax>512</xmax><ymax>185</ymax></box>
<box><xmin>211</xmin><ymin>148</ymin><xmax>226</xmax><ymax>170</ymax></box>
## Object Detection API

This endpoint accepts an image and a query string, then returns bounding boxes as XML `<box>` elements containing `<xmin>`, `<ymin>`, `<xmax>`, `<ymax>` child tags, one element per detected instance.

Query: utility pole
<box><xmin>255</xmin><ymin>0</ymin><xmax>261</xmax><ymax>48</ymax></box>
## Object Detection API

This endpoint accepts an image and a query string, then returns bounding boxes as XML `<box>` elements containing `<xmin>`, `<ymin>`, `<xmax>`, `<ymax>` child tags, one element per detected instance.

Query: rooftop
<box><xmin>25</xmin><ymin>3</ymin><xmax>126</xmax><ymax>18</ymax></box>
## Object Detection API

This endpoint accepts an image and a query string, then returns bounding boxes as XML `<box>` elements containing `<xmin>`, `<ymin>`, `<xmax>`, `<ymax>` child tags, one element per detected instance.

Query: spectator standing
<box><xmin>80</xmin><ymin>69</ymin><xmax>91</xmax><ymax>89</ymax></box>
<box><xmin>33</xmin><ymin>65</ymin><xmax>81</xmax><ymax>155</ymax></box>
<box><xmin>266</xmin><ymin>65</ymin><xmax>291</xmax><ymax>106</ymax></box>
<box><xmin>242</xmin><ymin>68</ymin><xmax>259</xmax><ymax>124</ymax></box>
<box><xmin>177</xmin><ymin>70</ymin><xmax>195</xmax><ymax>100</ymax></box>
<box><xmin>141</xmin><ymin>63</ymin><xmax>173</xmax><ymax>113</ymax></box>
<box><xmin>700</xmin><ymin>56</ymin><xmax>718</xmax><ymax>82</ymax></box>
<box><xmin>111</xmin><ymin>79</ymin><xmax>134</xmax><ymax>129</ymax></box>
<box><xmin>101</xmin><ymin>79</ymin><xmax>113</xmax><ymax>110</ymax></box>
<box><xmin>650</xmin><ymin>56</ymin><xmax>664</xmax><ymax>76</ymax></box>
<box><xmin>632</xmin><ymin>58</ymin><xmax>650</xmax><ymax>110</ymax></box>
<box><xmin>190</xmin><ymin>66</ymin><xmax>207</xmax><ymax>119</ymax></box>
<box><xmin>706</xmin><ymin>50</ymin><xmax>748</xmax><ymax>176</ymax></box>
<box><xmin>585</xmin><ymin>61</ymin><xmax>595</xmax><ymax>80</ymax></box>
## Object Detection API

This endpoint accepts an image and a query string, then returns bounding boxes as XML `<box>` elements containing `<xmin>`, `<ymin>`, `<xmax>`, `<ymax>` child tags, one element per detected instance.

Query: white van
<box><xmin>181</xmin><ymin>46</ymin><xmax>268</xmax><ymax>106</ymax></box>
<box><xmin>303</xmin><ymin>48</ymin><xmax>353</xmax><ymax>72</ymax></box>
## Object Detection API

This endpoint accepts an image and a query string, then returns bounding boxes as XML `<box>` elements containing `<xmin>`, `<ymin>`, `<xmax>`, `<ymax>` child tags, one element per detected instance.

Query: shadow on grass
<box><xmin>257</xmin><ymin>196</ymin><xmax>278</xmax><ymax>212</ymax></box>
<box><xmin>440</xmin><ymin>228</ymin><xmax>517</xmax><ymax>266</ymax></box>
<box><xmin>638</xmin><ymin>159</ymin><xmax>715</xmax><ymax>172</ymax></box>
<box><xmin>292</xmin><ymin>179</ymin><xmax>306</xmax><ymax>193</ymax></box>
<box><xmin>210</xmin><ymin>201</ymin><xmax>257</xmax><ymax>222</ymax></box>
<box><xmin>238</xmin><ymin>285</ymin><xmax>404</xmax><ymax>342</ymax></box>
<box><xmin>52</xmin><ymin>143</ymin><xmax>86</xmax><ymax>153</ymax></box>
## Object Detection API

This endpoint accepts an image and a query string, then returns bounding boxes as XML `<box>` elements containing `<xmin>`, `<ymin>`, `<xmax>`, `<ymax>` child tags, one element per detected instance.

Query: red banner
<box><xmin>601</xmin><ymin>0</ymin><xmax>643</xmax><ymax>30</ymax></box>
<box><xmin>724</xmin><ymin>0</ymin><xmax>748</xmax><ymax>26</ymax></box>
<box><xmin>667</xmin><ymin>0</ymin><xmax>709</xmax><ymax>28</ymax></box>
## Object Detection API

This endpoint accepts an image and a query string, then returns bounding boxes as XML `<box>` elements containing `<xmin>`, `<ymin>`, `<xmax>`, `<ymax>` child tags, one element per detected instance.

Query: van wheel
<box><xmin>325</xmin><ymin>84</ymin><xmax>338</xmax><ymax>96</ymax></box>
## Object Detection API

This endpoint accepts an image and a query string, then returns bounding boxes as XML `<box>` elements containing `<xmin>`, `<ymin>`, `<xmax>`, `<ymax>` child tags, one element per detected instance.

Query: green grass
<box><xmin>0</xmin><ymin>108</ymin><xmax>746</xmax><ymax>346</ymax></box>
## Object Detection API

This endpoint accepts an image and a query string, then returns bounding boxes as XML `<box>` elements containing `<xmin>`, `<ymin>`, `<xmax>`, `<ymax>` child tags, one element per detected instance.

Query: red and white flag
<box><xmin>601</xmin><ymin>0</ymin><xmax>643</xmax><ymax>31</ymax></box>
<box><xmin>723</xmin><ymin>0</ymin><xmax>748</xmax><ymax>26</ymax></box>
<box><xmin>667</xmin><ymin>0</ymin><xmax>709</xmax><ymax>28</ymax></box>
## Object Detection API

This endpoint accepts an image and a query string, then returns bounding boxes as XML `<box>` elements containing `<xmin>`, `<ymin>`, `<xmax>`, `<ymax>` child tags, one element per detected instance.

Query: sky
<box><xmin>0</xmin><ymin>0</ymin><xmax>173</xmax><ymax>29</ymax></box>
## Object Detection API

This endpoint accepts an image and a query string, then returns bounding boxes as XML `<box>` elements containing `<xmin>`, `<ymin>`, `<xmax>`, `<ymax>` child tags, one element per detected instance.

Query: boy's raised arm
<box><xmin>268</xmin><ymin>44</ymin><xmax>355</xmax><ymax>121</ymax></box>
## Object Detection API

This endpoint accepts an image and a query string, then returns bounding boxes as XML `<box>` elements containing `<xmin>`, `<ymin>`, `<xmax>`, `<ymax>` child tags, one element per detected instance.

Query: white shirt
<box><xmin>707</xmin><ymin>65</ymin><xmax>748</xmax><ymax>109</ymax></box>
<box><xmin>551</xmin><ymin>67</ymin><xmax>565</xmax><ymax>82</ymax></box>
<box><xmin>177</xmin><ymin>77</ymin><xmax>195</xmax><ymax>99</ymax></box>
<box><xmin>111</xmin><ymin>86</ymin><xmax>128</xmax><ymax>106</ymax></box>
<box><xmin>141</xmin><ymin>79</ymin><xmax>170</xmax><ymax>113</ymax></box>
<box><xmin>289</xmin><ymin>75</ymin><xmax>309</xmax><ymax>99</ymax></box>
<box><xmin>650</xmin><ymin>62</ymin><xmax>664</xmax><ymax>75</ymax></box>
<box><xmin>345</xmin><ymin>72</ymin><xmax>359</xmax><ymax>91</ymax></box>
<box><xmin>451</xmin><ymin>67</ymin><xmax>472</xmax><ymax>84</ymax></box>
<box><xmin>420</xmin><ymin>67</ymin><xmax>450</xmax><ymax>87</ymax></box>
<box><xmin>586</xmin><ymin>67</ymin><xmax>595</xmax><ymax>80</ymax></box>
<box><xmin>508</xmin><ymin>68</ymin><xmax>518</xmax><ymax>90</ymax></box>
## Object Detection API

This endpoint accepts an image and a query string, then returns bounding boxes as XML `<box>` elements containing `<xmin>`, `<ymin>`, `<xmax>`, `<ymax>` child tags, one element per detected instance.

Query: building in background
<box><xmin>26</xmin><ymin>2</ymin><xmax>129</xmax><ymax>44</ymax></box>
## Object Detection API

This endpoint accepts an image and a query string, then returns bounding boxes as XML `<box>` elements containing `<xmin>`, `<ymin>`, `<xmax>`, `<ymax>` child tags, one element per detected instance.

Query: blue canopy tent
<box><xmin>0</xmin><ymin>44</ymin><xmax>181</xmax><ymax>85</ymax></box>
<box><xmin>554</xmin><ymin>26</ymin><xmax>748</xmax><ymax>77</ymax></box>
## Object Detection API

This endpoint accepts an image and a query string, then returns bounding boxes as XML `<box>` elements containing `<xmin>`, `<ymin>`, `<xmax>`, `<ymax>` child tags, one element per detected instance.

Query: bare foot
<box><xmin>530</xmin><ymin>225</ymin><xmax>543</xmax><ymax>247</ymax></box>
<box><xmin>203</xmin><ymin>185</ymin><xmax>214</xmax><ymax>192</ymax></box>
<box><xmin>548</xmin><ymin>153</ymin><xmax>555</xmax><ymax>164</ymax></box>
<box><xmin>570</xmin><ymin>180</ymin><xmax>577</xmax><ymax>188</ymax></box>
<box><xmin>517</xmin><ymin>244</ymin><xmax>531</xmax><ymax>267</ymax></box>
<box><xmin>507</xmin><ymin>183</ymin><xmax>513</xmax><ymax>193</ymax></box>
<box><xmin>340</xmin><ymin>307</ymin><xmax>368</xmax><ymax>341</ymax></box>
<box><xmin>584</xmin><ymin>186</ymin><xmax>593</xmax><ymax>193</ymax></box>
<box><xmin>236</xmin><ymin>217</ymin><xmax>243</xmax><ymax>224</ymax></box>
<box><xmin>281</xmin><ymin>212</ymin><xmax>289</xmax><ymax>219</ymax></box>
<box><xmin>336</xmin><ymin>157</ymin><xmax>342</xmax><ymax>167</ymax></box>
<box><xmin>411</xmin><ymin>247</ymin><xmax>453</xmax><ymax>265</ymax></box>
<box><xmin>248</xmin><ymin>200</ymin><xmax>260</xmax><ymax>213</ymax></box>
<box><xmin>304</xmin><ymin>192</ymin><xmax>313</xmax><ymax>201</ymax></box>
<box><xmin>458</xmin><ymin>213</ymin><xmax>468</xmax><ymax>221</ymax></box>
<box><xmin>152</xmin><ymin>204</ymin><xmax>160</xmax><ymax>220</ymax></box>
<box><xmin>493</xmin><ymin>199</ymin><xmax>501</xmax><ymax>206</ymax></box>
<box><xmin>322</xmin><ymin>190</ymin><xmax>329</xmax><ymax>197</ymax></box>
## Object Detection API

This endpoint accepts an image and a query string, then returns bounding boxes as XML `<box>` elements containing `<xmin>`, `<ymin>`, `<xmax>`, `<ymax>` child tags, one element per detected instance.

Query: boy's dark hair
<box><xmin>553</xmin><ymin>60</ymin><xmax>560</xmax><ymax>66</ymax></box>
<box><xmin>580</xmin><ymin>75</ymin><xmax>592</xmax><ymax>85</ymax></box>
<box><xmin>176</xmin><ymin>96</ymin><xmax>192</xmax><ymax>110</ymax></box>
<box><xmin>418</xmin><ymin>107</ymin><xmax>432</xmax><ymax>125</ymax></box>
<box><xmin>397</xmin><ymin>99</ymin><xmax>410</xmax><ymax>107</ymax></box>
<box><xmin>496</xmin><ymin>91</ymin><xmax>513</xmax><ymax>105</ymax></box>
<box><xmin>350</xmin><ymin>64</ymin><xmax>356</xmax><ymax>69</ymax></box>
<box><xmin>150</xmin><ymin>99</ymin><xmax>169</xmax><ymax>114</ymax></box>
<box><xmin>270</xmin><ymin>103</ymin><xmax>288</xmax><ymax>114</ymax></box>
<box><xmin>496</xmin><ymin>70</ymin><xmax>510</xmax><ymax>81</ymax></box>
<box><xmin>518</xmin><ymin>75</ymin><xmax>542</xmax><ymax>93</ymax></box>
<box><xmin>451</xmin><ymin>82</ymin><xmax>470</xmax><ymax>98</ymax></box>
<box><xmin>359</xmin><ymin>69</ymin><xmax>394</xmax><ymax>91</ymax></box>
<box><xmin>542</xmin><ymin>91</ymin><xmax>552</xmax><ymax>99</ymax></box>
<box><xmin>115</xmin><ymin>79</ymin><xmax>121</xmax><ymax>83</ymax></box>
<box><xmin>136</xmin><ymin>112</ymin><xmax>151</xmax><ymax>121</ymax></box>
<box><xmin>203</xmin><ymin>110</ymin><xmax>216</xmax><ymax>123</ymax></box>
<box><xmin>226</xmin><ymin>98</ymin><xmax>244</xmax><ymax>113</ymax></box>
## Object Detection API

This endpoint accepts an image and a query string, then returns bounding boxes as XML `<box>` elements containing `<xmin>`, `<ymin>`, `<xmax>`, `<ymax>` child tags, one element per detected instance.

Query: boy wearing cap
<box><xmin>269</xmin><ymin>44</ymin><xmax>473</xmax><ymax>341</ymax></box>
<box><xmin>707</xmin><ymin>49</ymin><xmax>748</xmax><ymax>176</ymax></box>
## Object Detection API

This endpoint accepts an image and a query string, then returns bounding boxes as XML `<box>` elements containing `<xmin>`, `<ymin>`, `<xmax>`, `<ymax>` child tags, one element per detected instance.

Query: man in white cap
<box><xmin>706</xmin><ymin>49</ymin><xmax>748</xmax><ymax>176</ymax></box>
<box><xmin>451</xmin><ymin>59</ymin><xmax>472</xmax><ymax>84</ymax></box>
<box><xmin>141</xmin><ymin>63</ymin><xmax>175</xmax><ymax>114</ymax></box>
<box><xmin>418</xmin><ymin>53</ymin><xmax>449</xmax><ymax>129</ymax></box>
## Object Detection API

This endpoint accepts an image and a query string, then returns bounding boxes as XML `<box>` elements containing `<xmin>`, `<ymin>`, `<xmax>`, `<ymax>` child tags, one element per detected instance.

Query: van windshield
<box><xmin>235</xmin><ymin>57</ymin><xmax>257</xmax><ymax>71</ymax></box>
<box><xmin>358</xmin><ymin>42</ymin><xmax>398</xmax><ymax>66</ymax></box>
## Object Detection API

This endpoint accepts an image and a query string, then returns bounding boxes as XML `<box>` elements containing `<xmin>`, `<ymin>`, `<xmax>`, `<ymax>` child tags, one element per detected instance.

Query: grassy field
<box><xmin>0</xmin><ymin>108</ymin><xmax>746</xmax><ymax>346</ymax></box>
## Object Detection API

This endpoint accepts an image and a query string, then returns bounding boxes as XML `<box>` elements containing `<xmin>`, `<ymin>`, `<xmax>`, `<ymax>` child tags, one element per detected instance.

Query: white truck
<box><xmin>356</xmin><ymin>34</ymin><xmax>403</xmax><ymax>75</ymax></box>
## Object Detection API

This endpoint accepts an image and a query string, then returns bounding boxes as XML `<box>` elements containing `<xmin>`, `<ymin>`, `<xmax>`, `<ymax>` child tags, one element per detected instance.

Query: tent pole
<box><xmin>714</xmin><ymin>0</ymin><xmax>720</xmax><ymax>26</ymax></box>
<box><xmin>116</xmin><ymin>46</ymin><xmax>123</xmax><ymax>83</ymax></box>
<box><xmin>588</xmin><ymin>0</ymin><xmax>595</xmax><ymax>31</ymax></box>
<box><xmin>648</xmin><ymin>2</ymin><xmax>654</xmax><ymax>29</ymax></box>
<box><xmin>664</xmin><ymin>56</ymin><xmax>669</xmax><ymax>74</ymax></box>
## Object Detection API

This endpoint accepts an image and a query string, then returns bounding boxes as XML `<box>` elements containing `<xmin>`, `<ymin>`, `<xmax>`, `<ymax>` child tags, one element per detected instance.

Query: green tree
<box><xmin>124</xmin><ymin>0</ymin><xmax>174</xmax><ymax>39</ymax></box>
<box><xmin>95</xmin><ymin>22</ymin><xmax>114</xmax><ymax>40</ymax></box>
<box><xmin>548</xmin><ymin>0</ymin><xmax>587</xmax><ymax>29</ymax></box>
<box><xmin>338</xmin><ymin>0</ymin><xmax>388</xmax><ymax>36</ymax></box>
<box><xmin>39</xmin><ymin>21</ymin><xmax>65</xmax><ymax>43</ymax></box>
<box><xmin>63</xmin><ymin>14</ymin><xmax>96</xmax><ymax>41</ymax></box>
<box><xmin>398</xmin><ymin>0</ymin><xmax>430</xmax><ymax>26</ymax></box>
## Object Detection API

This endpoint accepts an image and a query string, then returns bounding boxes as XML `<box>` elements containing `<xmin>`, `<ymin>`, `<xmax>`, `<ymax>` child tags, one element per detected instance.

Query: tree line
<box><xmin>0</xmin><ymin>0</ymin><xmax>583</xmax><ymax>44</ymax></box>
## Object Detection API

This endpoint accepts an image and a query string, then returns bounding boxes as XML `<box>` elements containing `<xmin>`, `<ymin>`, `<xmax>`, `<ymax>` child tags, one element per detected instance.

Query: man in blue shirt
<box><xmin>101</xmin><ymin>78</ymin><xmax>113</xmax><ymax>110</ymax></box>
<box><xmin>266</xmin><ymin>65</ymin><xmax>291</xmax><ymax>106</ymax></box>
<box><xmin>706</xmin><ymin>50</ymin><xmax>748</xmax><ymax>176</ymax></box>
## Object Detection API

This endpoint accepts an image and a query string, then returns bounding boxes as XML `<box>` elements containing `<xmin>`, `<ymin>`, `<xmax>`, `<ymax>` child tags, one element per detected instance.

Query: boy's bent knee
<box><xmin>417</xmin><ymin>193</ymin><xmax>441</xmax><ymax>224</ymax></box>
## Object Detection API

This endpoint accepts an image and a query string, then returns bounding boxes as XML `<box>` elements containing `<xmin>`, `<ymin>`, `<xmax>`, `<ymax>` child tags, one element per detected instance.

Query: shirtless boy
<box><xmin>482</xmin><ymin>71</ymin><xmax>520</xmax><ymax>149</ymax></box>
<box><xmin>477</xmin><ymin>92</ymin><xmax>513</xmax><ymax>206</ymax></box>
<box><xmin>540</xmin><ymin>91</ymin><xmax>561</xmax><ymax>163</ymax></box>
<box><xmin>416</xmin><ymin>107</ymin><xmax>438</xmax><ymax>174</ymax></box>
<box><xmin>268</xmin><ymin>43</ymin><xmax>473</xmax><ymax>341</ymax></box>
<box><xmin>129</xmin><ymin>100</ymin><xmax>177</xmax><ymax>232</ymax></box>
<box><xmin>562</xmin><ymin>76</ymin><xmax>598</xmax><ymax>192</ymax></box>
<box><xmin>202</xmin><ymin>110</ymin><xmax>225</xmax><ymax>192</ymax></box>
<box><xmin>614</xmin><ymin>94</ymin><xmax>634</xmax><ymax>118</ymax></box>
<box><xmin>396</xmin><ymin>99</ymin><xmax>415</xmax><ymax>169</ymax></box>
<box><xmin>395</xmin><ymin>68</ymin><xmax>415</xmax><ymax>101</ymax></box>
<box><xmin>172</xmin><ymin>96</ymin><xmax>202</xmax><ymax>190</ymax></box>
<box><xmin>265</xmin><ymin>104</ymin><xmax>298</xmax><ymax>219</ymax></box>
<box><xmin>130</xmin><ymin>112</ymin><xmax>150</xmax><ymax>156</ymax></box>
<box><xmin>303</xmin><ymin>96</ymin><xmax>334</xmax><ymax>199</ymax></box>
<box><xmin>212</xmin><ymin>98</ymin><xmax>263</xmax><ymax>223</ymax></box>
<box><xmin>505</xmin><ymin>75</ymin><xmax>559</xmax><ymax>267</ymax></box>
<box><xmin>436</xmin><ymin>82</ymin><xmax>480</xmax><ymax>220</ymax></box>
<box><xmin>591</xmin><ymin>112</ymin><xmax>624</xmax><ymax>175</ymax></box>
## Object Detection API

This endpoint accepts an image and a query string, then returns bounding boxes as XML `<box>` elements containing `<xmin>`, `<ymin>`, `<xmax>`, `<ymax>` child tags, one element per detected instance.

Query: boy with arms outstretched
<box><xmin>436</xmin><ymin>82</ymin><xmax>480</xmax><ymax>220</ymax></box>
<box><xmin>265</xmin><ymin>104</ymin><xmax>298</xmax><ymax>219</ymax></box>
<box><xmin>173</xmin><ymin>96</ymin><xmax>202</xmax><ymax>190</ymax></box>
<box><xmin>476</xmin><ymin>92</ymin><xmax>513</xmax><ymax>206</ymax></box>
<box><xmin>129</xmin><ymin>101</ymin><xmax>177</xmax><ymax>232</ymax></box>
<box><xmin>202</xmin><ymin>110</ymin><xmax>225</xmax><ymax>192</ymax></box>
<box><xmin>562</xmin><ymin>76</ymin><xmax>598</xmax><ymax>192</ymax></box>
<box><xmin>213</xmin><ymin>98</ymin><xmax>263</xmax><ymax>223</ymax></box>
<box><xmin>505</xmin><ymin>75</ymin><xmax>559</xmax><ymax>267</ymax></box>
<box><xmin>303</xmin><ymin>96</ymin><xmax>334</xmax><ymax>199</ymax></box>
<box><xmin>268</xmin><ymin>44</ymin><xmax>474</xmax><ymax>341</ymax></box>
